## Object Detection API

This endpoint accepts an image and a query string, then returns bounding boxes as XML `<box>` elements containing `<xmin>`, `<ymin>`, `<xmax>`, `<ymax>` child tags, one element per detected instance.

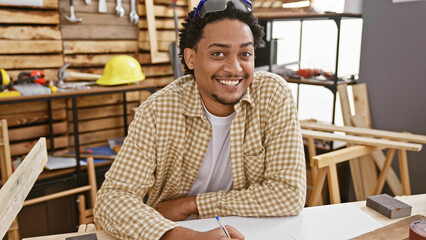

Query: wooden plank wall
<box><xmin>0</xmin><ymin>0</ymin><xmax>187</xmax><ymax>156</ymax></box>
<box><xmin>0</xmin><ymin>1</ymin><xmax>69</xmax><ymax>156</ymax></box>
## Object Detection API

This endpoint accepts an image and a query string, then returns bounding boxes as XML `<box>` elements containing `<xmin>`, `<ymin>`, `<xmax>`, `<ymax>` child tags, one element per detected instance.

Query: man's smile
<box><xmin>218</xmin><ymin>79</ymin><xmax>241</xmax><ymax>87</ymax></box>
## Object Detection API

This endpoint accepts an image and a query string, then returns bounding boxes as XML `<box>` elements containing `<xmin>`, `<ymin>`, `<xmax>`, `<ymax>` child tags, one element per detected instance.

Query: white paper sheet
<box><xmin>178</xmin><ymin>203</ymin><xmax>382</xmax><ymax>240</ymax></box>
<box><xmin>45</xmin><ymin>156</ymin><xmax>87</xmax><ymax>170</ymax></box>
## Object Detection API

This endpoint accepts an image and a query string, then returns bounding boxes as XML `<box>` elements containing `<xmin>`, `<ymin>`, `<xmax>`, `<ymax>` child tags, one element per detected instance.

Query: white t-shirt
<box><xmin>188</xmin><ymin>104</ymin><xmax>235</xmax><ymax>196</ymax></box>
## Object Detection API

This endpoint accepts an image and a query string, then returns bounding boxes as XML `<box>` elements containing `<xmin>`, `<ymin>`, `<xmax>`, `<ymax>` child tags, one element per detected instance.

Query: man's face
<box><xmin>184</xmin><ymin>19</ymin><xmax>255</xmax><ymax>116</ymax></box>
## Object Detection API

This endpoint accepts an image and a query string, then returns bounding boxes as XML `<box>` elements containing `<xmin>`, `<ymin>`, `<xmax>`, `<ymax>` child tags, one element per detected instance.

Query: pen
<box><xmin>216</xmin><ymin>216</ymin><xmax>231</xmax><ymax>238</ymax></box>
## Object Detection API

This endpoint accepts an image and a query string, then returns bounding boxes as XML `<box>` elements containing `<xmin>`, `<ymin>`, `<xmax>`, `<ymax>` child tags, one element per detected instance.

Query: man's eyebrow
<box><xmin>240</xmin><ymin>42</ymin><xmax>254</xmax><ymax>48</ymax></box>
<box><xmin>208</xmin><ymin>43</ymin><xmax>230</xmax><ymax>49</ymax></box>
<box><xmin>207</xmin><ymin>42</ymin><xmax>254</xmax><ymax>49</ymax></box>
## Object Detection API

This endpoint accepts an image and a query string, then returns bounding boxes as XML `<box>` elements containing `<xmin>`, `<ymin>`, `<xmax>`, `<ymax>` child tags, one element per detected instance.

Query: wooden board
<box><xmin>138</xmin><ymin>18</ymin><xmax>184</xmax><ymax>30</ymax></box>
<box><xmin>68</xmin><ymin>116</ymin><xmax>130</xmax><ymax>133</ymax></box>
<box><xmin>61</xmin><ymin>25</ymin><xmax>137</xmax><ymax>40</ymax></box>
<box><xmin>351</xmin><ymin>214</ymin><xmax>425</xmax><ymax>239</ymax></box>
<box><xmin>142</xmin><ymin>64</ymin><xmax>174</xmax><ymax>77</ymax></box>
<box><xmin>0</xmin><ymin>55</ymin><xmax>64</xmax><ymax>69</ymax></box>
<box><xmin>66</xmin><ymin>93</ymin><xmax>138</xmax><ymax>108</ymax></box>
<box><xmin>0</xmin><ymin>9</ymin><xmax>59</xmax><ymax>24</ymax></box>
<box><xmin>0</xmin><ymin>26</ymin><xmax>61</xmax><ymax>40</ymax></box>
<box><xmin>301</xmin><ymin>129</ymin><xmax>422</xmax><ymax>152</ymax></box>
<box><xmin>63</xmin><ymin>40</ymin><xmax>138</xmax><ymax>54</ymax></box>
<box><xmin>0</xmin><ymin>0</ymin><xmax>58</xmax><ymax>9</ymax></box>
<box><xmin>69</xmin><ymin>128</ymin><xmax>124</xmax><ymax>146</ymax></box>
<box><xmin>63</xmin><ymin>54</ymin><xmax>136</xmax><ymax>67</ymax></box>
<box><xmin>8</xmin><ymin>122</ymin><xmax>68</xmax><ymax>142</ymax></box>
<box><xmin>1</xmin><ymin>109</ymin><xmax>67</xmax><ymax>128</ymax></box>
<box><xmin>139</xmin><ymin>40</ymin><xmax>172</xmax><ymax>52</ymax></box>
<box><xmin>60</xmin><ymin>12</ymin><xmax>133</xmax><ymax>26</ymax></box>
<box><xmin>139</xmin><ymin>4</ymin><xmax>187</xmax><ymax>17</ymax></box>
<box><xmin>0</xmin><ymin>100</ymin><xmax>66</xmax><ymax>115</ymax></box>
<box><xmin>138</xmin><ymin>53</ymin><xmax>170</xmax><ymax>64</ymax></box>
<box><xmin>139</xmin><ymin>30</ymin><xmax>176</xmax><ymax>42</ymax></box>
<box><xmin>300</xmin><ymin>121</ymin><xmax>426</xmax><ymax>144</ymax></box>
<box><xmin>0</xmin><ymin>40</ymin><xmax>62</xmax><ymax>54</ymax></box>
<box><xmin>0</xmin><ymin>138</ymin><xmax>47</xmax><ymax>239</ymax></box>
<box><xmin>10</xmin><ymin>136</ymin><xmax>68</xmax><ymax>156</ymax></box>
<box><xmin>67</xmin><ymin>102</ymin><xmax>140</xmax><ymax>121</ymax></box>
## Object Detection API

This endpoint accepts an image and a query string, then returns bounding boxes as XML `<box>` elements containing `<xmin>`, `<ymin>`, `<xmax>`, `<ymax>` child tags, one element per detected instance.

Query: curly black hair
<box><xmin>178</xmin><ymin>1</ymin><xmax>265</xmax><ymax>76</ymax></box>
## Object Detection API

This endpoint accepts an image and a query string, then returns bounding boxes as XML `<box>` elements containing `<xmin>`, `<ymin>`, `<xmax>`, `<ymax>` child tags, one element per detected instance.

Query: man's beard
<box><xmin>211</xmin><ymin>91</ymin><xmax>246</xmax><ymax>106</ymax></box>
<box><xmin>210</xmin><ymin>73</ymin><xmax>249</xmax><ymax>105</ymax></box>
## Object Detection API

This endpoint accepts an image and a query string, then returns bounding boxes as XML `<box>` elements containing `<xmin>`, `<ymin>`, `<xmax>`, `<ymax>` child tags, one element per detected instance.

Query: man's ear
<box><xmin>184</xmin><ymin>48</ymin><xmax>195</xmax><ymax>70</ymax></box>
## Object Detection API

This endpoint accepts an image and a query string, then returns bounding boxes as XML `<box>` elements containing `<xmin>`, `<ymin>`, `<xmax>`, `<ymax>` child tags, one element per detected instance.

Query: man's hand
<box><xmin>156</xmin><ymin>195</ymin><xmax>198</xmax><ymax>221</ymax></box>
<box><xmin>160</xmin><ymin>226</ymin><xmax>245</xmax><ymax>240</ymax></box>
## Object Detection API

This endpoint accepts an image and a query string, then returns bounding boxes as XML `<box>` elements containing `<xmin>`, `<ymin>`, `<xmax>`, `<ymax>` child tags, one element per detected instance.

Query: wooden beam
<box><xmin>10</xmin><ymin>136</ymin><xmax>68</xmax><ymax>156</ymax></box>
<box><xmin>139</xmin><ymin>18</ymin><xmax>185</xmax><ymax>30</ymax></box>
<box><xmin>1</xmin><ymin>109</ymin><xmax>67</xmax><ymax>128</ymax></box>
<box><xmin>63</xmin><ymin>54</ymin><xmax>136</xmax><ymax>67</ymax></box>
<box><xmin>0</xmin><ymin>40</ymin><xmax>62</xmax><ymax>54</ymax></box>
<box><xmin>300</xmin><ymin>121</ymin><xmax>426</xmax><ymax>144</ymax></box>
<box><xmin>8</xmin><ymin>122</ymin><xmax>68</xmax><ymax>142</ymax></box>
<box><xmin>337</xmin><ymin>83</ymin><xmax>364</xmax><ymax>200</ymax></box>
<box><xmin>139</xmin><ymin>30</ymin><xmax>176</xmax><ymax>42</ymax></box>
<box><xmin>0</xmin><ymin>26</ymin><xmax>61</xmax><ymax>40</ymax></box>
<box><xmin>0</xmin><ymin>0</ymin><xmax>58</xmax><ymax>9</ymax></box>
<box><xmin>138</xmin><ymin>4</ymin><xmax>187</xmax><ymax>17</ymax></box>
<box><xmin>61</xmin><ymin>25</ymin><xmax>137</xmax><ymax>40</ymax></box>
<box><xmin>139</xmin><ymin>40</ymin><xmax>171</xmax><ymax>52</ymax></box>
<box><xmin>63</xmin><ymin>40</ymin><xmax>138</xmax><ymax>54</ymax></box>
<box><xmin>313</xmin><ymin>145</ymin><xmax>384</xmax><ymax>168</ymax></box>
<box><xmin>60</xmin><ymin>12</ymin><xmax>133</xmax><ymax>26</ymax></box>
<box><xmin>0</xmin><ymin>120</ymin><xmax>12</xmax><ymax>184</ymax></box>
<box><xmin>0</xmin><ymin>138</ymin><xmax>47</xmax><ymax>239</ymax></box>
<box><xmin>0</xmin><ymin>55</ymin><xmax>64</xmax><ymax>69</ymax></box>
<box><xmin>352</xmin><ymin>83</ymin><xmax>372</xmax><ymax>128</ymax></box>
<box><xmin>374</xmin><ymin>149</ymin><xmax>396</xmax><ymax>195</ymax></box>
<box><xmin>398</xmin><ymin>150</ymin><xmax>411</xmax><ymax>195</ymax></box>
<box><xmin>302</xmin><ymin>129</ymin><xmax>422</xmax><ymax>152</ymax></box>
<box><xmin>0</xmin><ymin>9</ymin><xmax>59</xmax><ymax>24</ymax></box>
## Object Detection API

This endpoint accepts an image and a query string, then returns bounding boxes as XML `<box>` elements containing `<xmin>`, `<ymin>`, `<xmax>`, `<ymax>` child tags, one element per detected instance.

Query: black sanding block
<box><xmin>65</xmin><ymin>233</ymin><xmax>98</xmax><ymax>240</ymax></box>
<box><xmin>366</xmin><ymin>194</ymin><xmax>412</xmax><ymax>219</ymax></box>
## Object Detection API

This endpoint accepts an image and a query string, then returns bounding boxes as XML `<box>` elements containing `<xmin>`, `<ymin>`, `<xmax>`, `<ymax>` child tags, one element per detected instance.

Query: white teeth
<box><xmin>219</xmin><ymin>80</ymin><xmax>239</xmax><ymax>86</ymax></box>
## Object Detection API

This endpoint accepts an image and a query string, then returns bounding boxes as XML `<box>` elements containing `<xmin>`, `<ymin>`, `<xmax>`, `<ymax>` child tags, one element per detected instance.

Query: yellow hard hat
<box><xmin>97</xmin><ymin>55</ymin><xmax>145</xmax><ymax>86</ymax></box>
<box><xmin>1</xmin><ymin>68</ymin><xmax>11</xmax><ymax>86</ymax></box>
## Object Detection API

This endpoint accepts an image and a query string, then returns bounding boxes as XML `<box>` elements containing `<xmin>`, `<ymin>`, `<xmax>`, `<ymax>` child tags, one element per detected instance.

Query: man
<box><xmin>94</xmin><ymin>0</ymin><xmax>306</xmax><ymax>239</ymax></box>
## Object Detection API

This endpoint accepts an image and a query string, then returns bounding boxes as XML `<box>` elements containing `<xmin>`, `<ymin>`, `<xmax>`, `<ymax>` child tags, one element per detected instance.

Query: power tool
<box><xmin>17</xmin><ymin>70</ymin><xmax>47</xmax><ymax>85</ymax></box>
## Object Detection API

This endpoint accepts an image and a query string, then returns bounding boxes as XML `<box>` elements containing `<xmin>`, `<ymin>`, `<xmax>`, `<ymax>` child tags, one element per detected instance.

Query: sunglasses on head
<box><xmin>193</xmin><ymin>0</ymin><xmax>252</xmax><ymax>19</ymax></box>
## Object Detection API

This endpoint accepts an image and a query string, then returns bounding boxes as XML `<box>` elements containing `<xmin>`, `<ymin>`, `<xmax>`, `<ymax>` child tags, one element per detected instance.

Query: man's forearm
<box><xmin>156</xmin><ymin>195</ymin><xmax>198</xmax><ymax>221</ymax></box>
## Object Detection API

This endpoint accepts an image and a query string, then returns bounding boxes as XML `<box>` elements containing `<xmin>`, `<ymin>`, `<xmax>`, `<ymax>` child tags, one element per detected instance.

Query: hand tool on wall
<box><xmin>99</xmin><ymin>0</ymin><xmax>107</xmax><ymax>13</ymax></box>
<box><xmin>116</xmin><ymin>0</ymin><xmax>125</xmax><ymax>17</ymax></box>
<box><xmin>169</xmin><ymin>0</ymin><xmax>183</xmax><ymax>79</ymax></box>
<box><xmin>65</xmin><ymin>0</ymin><xmax>83</xmax><ymax>22</ymax></box>
<box><xmin>58</xmin><ymin>63</ymin><xmax>101</xmax><ymax>88</ymax></box>
<box><xmin>129</xmin><ymin>0</ymin><xmax>139</xmax><ymax>24</ymax></box>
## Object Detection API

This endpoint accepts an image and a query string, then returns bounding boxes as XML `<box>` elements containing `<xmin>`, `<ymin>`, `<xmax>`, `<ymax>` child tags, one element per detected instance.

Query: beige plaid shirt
<box><xmin>94</xmin><ymin>71</ymin><xmax>306</xmax><ymax>240</ymax></box>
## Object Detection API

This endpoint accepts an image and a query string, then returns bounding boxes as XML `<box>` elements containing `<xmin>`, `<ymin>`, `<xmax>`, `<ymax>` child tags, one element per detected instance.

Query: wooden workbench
<box><xmin>23</xmin><ymin>194</ymin><xmax>425</xmax><ymax>240</ymax></box>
